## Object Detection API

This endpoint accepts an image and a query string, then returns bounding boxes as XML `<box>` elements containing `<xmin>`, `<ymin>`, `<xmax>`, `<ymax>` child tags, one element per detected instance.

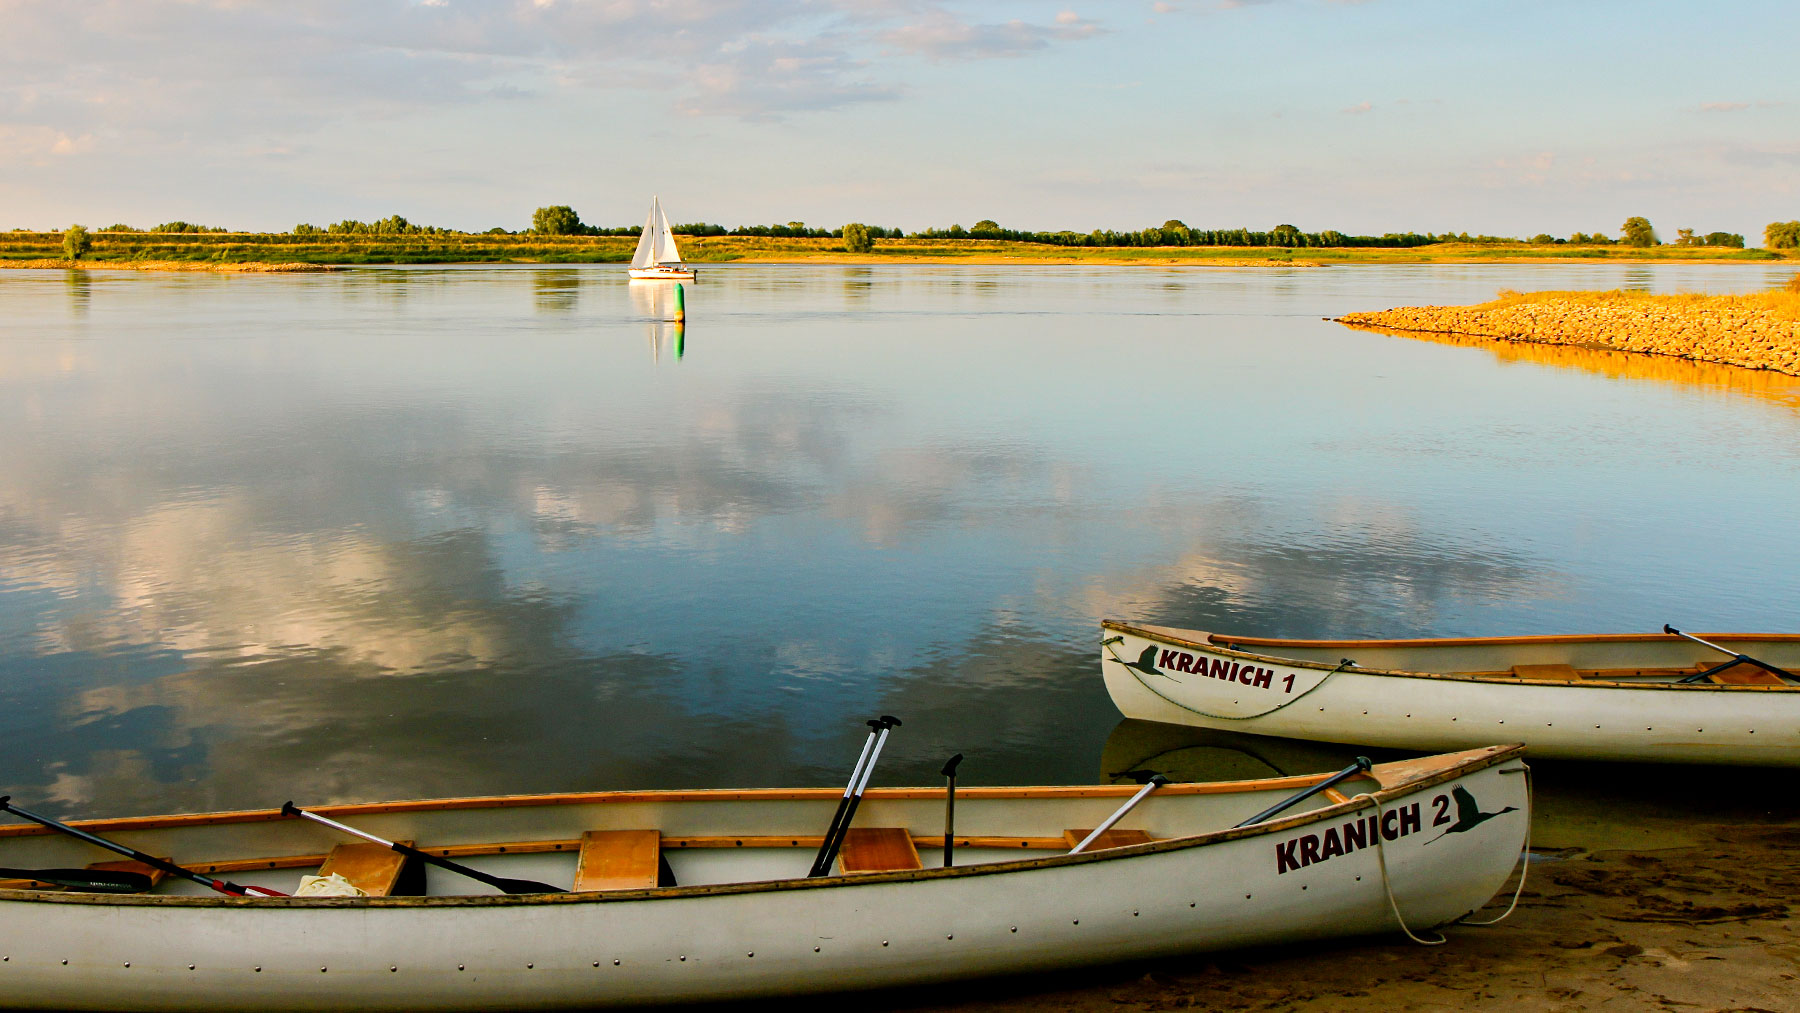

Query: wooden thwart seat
<box><xmin>1698</xmin><ymin>662</ymin><xmax>1787</xmax><ymax>686</ymax></box>
<box><xmin>317</xmin><ymin>843</ymin><xmax>407</xmax><ymax>897</ymax></box>
<box><xmin>1062</xmin><ymin>828</ymin><xmax>1154</xmax><ymax>852</ymax></box>
<box><xmin>574</xmin><ymin>830</ymin><xmax>663</xmax><ymax>892</ymax></box>
<box><xmin>836</xmin><ymin>828</ymin><xmax>922</xmax><ymax>874</ymax></box>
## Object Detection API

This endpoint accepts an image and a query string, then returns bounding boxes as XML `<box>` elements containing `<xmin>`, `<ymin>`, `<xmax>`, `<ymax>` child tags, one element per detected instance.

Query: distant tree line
<box><xmin>40</xmin><ymin>208</ymin><xmax>1800</xmax><ymax>252</ymax></box>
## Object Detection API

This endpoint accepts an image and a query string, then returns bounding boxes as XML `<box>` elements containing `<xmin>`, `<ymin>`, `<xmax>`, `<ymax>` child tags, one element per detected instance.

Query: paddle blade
<box><xmin>0</xmin><ymin>866</ymin><xmax>153</xmax><ymax>893</ymax></box>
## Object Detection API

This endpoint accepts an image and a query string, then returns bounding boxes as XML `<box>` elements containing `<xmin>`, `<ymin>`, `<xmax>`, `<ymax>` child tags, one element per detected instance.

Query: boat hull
<box><xmin>1102</xmin><ymin>622</ymin><xmax>1800</xmax><ymax>765</ymax></box>
<box><xmin>628</xmin><ymin>267</ymin><xmax>695</xmax><ymax>281</ymax></box>
<box><xmin>0</xmin><ymin>750</ymin><xmax>1525</xmax><ymax>1010</ymax></box>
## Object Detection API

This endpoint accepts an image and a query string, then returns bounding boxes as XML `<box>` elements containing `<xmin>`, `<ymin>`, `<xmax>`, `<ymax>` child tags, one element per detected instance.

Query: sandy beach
<box><xmin>1339</xmin><ymin>288</ymin><xmax>1800</xmax><ymax>377</ymax></box>
<box><xmin>849</xmin><ymin>761</ymin><xmax>1800</xmax><ymax>1013</ymax></box>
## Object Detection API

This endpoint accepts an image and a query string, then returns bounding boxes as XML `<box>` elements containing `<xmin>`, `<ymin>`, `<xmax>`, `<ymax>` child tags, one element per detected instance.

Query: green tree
<box><xmin>1765</xmin><ymin>221</ymin><xmax>1800</xmax><ymax>250</ymax></box>
<box><xmin>841</xmin><ymin>222</ymin><xmax>873</xmax><ymax>254</ymax></box>
<box><xmin>1529</xmin><ymin>233</ymin><xmax>1556</xmax><ymax>245</ymax></box>
<box><xmin>1269</xmin><ymin>224</ymin><xmax>1302</xmax><ymax>247</ymax></box>
<box><xmin>1703</xmin><ymin>232</ymin><xmax>1745</xmax><ymax>248</ymax></box>
<box><xmin>1675</xmin><ymin>228</ymin><xmax>1697</xmax><ymax>246</ymax></box>
<box><xmin>1621</xmin><ymin>216</ymin><xmax>1657</xmax><ymax>247</ymax></box>
<box><xmin>63</xmin><ymin>224</ymin><xmax>91</xmax><ymax>260</ymax></box>
<box><xmin>971</xmin><ymin>219</ymin><xmax>1001</xmax><ymax>234</ymax></box>
<box><xmin>531</xmin><ymin>205</ymin><xmax>583</xmax><ymax>235</ymax></box>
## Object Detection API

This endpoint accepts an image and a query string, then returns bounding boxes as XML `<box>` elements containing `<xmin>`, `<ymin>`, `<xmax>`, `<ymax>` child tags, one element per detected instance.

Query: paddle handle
<box><xmin>0</xmin><ymin>796</ymin><xmax>285</xmax><ymax>897</ymax></box>
<box><xmin>808</xmin><ymin>721</ymin><xmax>883</xmax><ymax>877</ymax></box>
<box><xmin>1068</xmin><ymin>775</ymin><xmax>1166</xmax><ymax>854</ymax></box>
<box><xmin>282</xmin><ymin>803</ymin><xmax>564</xmax><ymax>895</ymax></box>
<box><xmin>1665</xmin><ymin>625</ymin><xmax>1798</xmax><ymax>682</ymax></box>
<box><xmin>1233</xmin><ymin>757</ymin><xmax>1373</xmax><ymax>829</ymax></box>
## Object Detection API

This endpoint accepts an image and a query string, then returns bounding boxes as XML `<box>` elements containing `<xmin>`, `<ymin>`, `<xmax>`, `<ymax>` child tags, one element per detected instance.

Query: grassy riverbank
<box><xmin>2</xmin><ymin>231</ymin><xmax>1791</xmax><ymax>268</ymax></box>
<box><xmin>1340</xmin><ymin>284</ymin><xmax>1800</xmax><ymax>376</ymax></box>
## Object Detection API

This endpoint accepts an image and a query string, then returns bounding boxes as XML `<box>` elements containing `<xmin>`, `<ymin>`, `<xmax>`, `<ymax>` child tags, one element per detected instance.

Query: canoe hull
<box><xmin>1102</xmin><ymin>622</ymin><xmax>1800</xmax><ymax>765</ymax></box>
<box><xmin>0</xmin><ymin>754</ymin><xmax>1526</xmax><ymax>1010</ymax></box>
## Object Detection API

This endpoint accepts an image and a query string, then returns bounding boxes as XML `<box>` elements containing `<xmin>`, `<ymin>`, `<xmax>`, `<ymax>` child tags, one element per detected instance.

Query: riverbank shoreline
<box><xmin>2</xmin><ymin>233</ymin><xmax>1790</xmax><ymax>269</ymax></box>
<box><xmin>1340</xmin><ymin>288</ymin><xmax>1800</xmax><ymax>377</ymax></box>
<box><xmin>2</xmin><ymin>259</ymin><xmax>337</xmax><ymax>273</ymax></box>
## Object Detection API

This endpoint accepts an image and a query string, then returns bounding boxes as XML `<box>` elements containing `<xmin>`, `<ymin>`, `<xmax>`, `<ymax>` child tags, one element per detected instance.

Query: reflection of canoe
<box><xmin>0</xmin><ymin>747</ymin><xmax>1526</xmax><ymax>1010</ymax></box>
<box><xmin>1102</xmin><ymin>621</ymin><xmax>1800</xmax><ymax>766</ymax></box>
<box><xmin>1100</xmin><ymin>719</ymin><xmax>1399</xmax><ymax>785</ymax></box>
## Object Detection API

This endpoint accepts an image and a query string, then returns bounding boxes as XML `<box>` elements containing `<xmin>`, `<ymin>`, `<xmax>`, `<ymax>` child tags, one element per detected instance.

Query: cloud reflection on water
<box><xmin>0</xmin><ymin>264</ymin><xmax>1795</xmax><ymax>819</ymax></box>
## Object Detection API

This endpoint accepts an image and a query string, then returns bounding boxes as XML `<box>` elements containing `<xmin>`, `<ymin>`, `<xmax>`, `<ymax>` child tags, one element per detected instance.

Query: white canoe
<box><xmin>0</xmin><ymin>747</ymin><xmax>1526</xmax><ymax>1011</ymax></box>
<box><xmin>1102</xmin><ymin>621</ymin><xmax>1800</xmax><ymax>765</ymax></box>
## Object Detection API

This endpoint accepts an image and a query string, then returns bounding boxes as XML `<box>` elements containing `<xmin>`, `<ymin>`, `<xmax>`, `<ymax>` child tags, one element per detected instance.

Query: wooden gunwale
<box><xmin>0</xmin><ymin>773</ymin><xmax>1377</xmax><ymax>841</ymax></box>
<box><xmin>0</xmin><ymin>746</ymin><xmax>1523</xmax><ymax>908</ymax></box>
<box><xmin>1104</xmin><ymin>621</ymin><xmax>1800</xmax><ymax>691</ymax></box>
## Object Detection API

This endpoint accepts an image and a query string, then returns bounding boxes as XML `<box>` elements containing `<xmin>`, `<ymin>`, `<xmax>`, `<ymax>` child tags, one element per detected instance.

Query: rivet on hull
<box><xmin>613</xmin><ymin>959</ymin><xmax>621</xmax><ymax>966</ymax></box>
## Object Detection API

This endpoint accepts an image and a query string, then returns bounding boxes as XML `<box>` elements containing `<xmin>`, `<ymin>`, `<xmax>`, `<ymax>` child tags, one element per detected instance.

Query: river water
<box><xmin>2</xmin><ymin>263</ymin><xmax>1797</xmax><ymax>824</ymax></box>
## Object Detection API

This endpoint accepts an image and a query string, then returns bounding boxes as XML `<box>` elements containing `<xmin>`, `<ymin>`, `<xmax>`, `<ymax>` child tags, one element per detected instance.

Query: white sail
<box><xmin>629</xmin><ymin>202</ymin><xmax>657</xmax><ymax>269</ymax></box>
<box><xmin>653</xmin><ymin>200</ymin><xmax>683</xmax><ymax>265</ymax></box>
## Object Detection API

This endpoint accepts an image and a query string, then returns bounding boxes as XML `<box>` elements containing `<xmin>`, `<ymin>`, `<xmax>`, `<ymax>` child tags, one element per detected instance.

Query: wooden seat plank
<box><xmin>837</xmin><ymin>827</ymin><xmax>922</xmax><ymax>874</ymax></box>
<box><xmin>317</xmin><ymin>842</ymin><xmax>408</xmax><ymax>897</ymax></box>
<box><xmin>1509</xmin><ymin>664</ymin><xmax>1582</xmax><ymax>681</ymax></box>
<box><xmin>1061</xmin><ymin>828</ymin><xmax>1154</xmax><ymax>851</ymax></box>
<box><xmin>574</xmin><ymin>830</ymin><xmax>662</xmax><ymax>892</ymax></box>
<box><xmin>1699</xmin><ymin>662</ymin><xmax>1787</xmax><ymax>686</ymax></box>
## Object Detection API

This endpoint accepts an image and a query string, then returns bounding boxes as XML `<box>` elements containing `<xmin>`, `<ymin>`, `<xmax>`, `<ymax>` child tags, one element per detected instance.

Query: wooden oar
<box><xmin>811</xmin><ymin>715</ymin><xmax>901</xmax><ymax>877</ymax></box>
<box><xmin>1232</xmin><ymin>757</ymin><xmax>1373</xmax><ymax>828</ymax></box>
<box><xmin>0</xmin><ymin>866</ymin><xmax>153</xmax><ymax>893</ymax></box>
<box><xmin>0</xmin><ymin>795</ymin><xmax>287</xmax><ymax>897</ymax></box>
<box><xmin>1665</xmin><ymin>625</ymin><xmax>1799</xmax><ymax>684</ymax></box>
<box><xmin>281</xmin><ymin>803</ymin><xmax>565</xmax><ymax>895</ymax></box>
<box><xmin>807</xmin><ymin>718</ymin><xmax>889</xmax><ymax>877</ymax></box>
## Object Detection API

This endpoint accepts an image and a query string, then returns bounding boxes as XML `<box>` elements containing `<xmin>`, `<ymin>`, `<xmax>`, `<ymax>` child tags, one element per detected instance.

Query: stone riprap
<box><xmin>1338</xmin><ymin>292</ymin><xmax>1800</xmax><ymax>376</ymax></box>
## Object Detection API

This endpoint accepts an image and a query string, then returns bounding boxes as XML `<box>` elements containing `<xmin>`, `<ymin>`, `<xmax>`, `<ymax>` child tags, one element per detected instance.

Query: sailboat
<box><xmin>627</xmin><ymin>196</ymin><xmax>696</xmax><ymax>280</ymax></box>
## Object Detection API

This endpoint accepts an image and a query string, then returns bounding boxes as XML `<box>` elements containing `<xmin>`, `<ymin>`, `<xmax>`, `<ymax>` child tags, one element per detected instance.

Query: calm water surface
<box><xmin>2</xmin><ymin>262</ymin><xmax>1797</xmax><ymax>820</ymax></box>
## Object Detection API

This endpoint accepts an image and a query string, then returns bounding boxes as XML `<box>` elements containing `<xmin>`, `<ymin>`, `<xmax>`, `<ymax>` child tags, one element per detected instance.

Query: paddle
<box><xmin>280</xmin><ymin>803</ymin><xmax>565</xmax><ymax>895</ymax></box>
<box><xmin>810</xmin><ymin>715</ymin><xmax>901</xmax><ymax>878</ymax></box>
<box><xmin>1665</xmin><ymin>624</ymin><xmax>1798</xmax><ymax>684</ymax></box>
<box><xmin>940</xmin><ymin>753</ymin><xmax>963</xmax><ymax>868</ymax></box>
<box><xmin>1068</xmin><ymin>773</ymin><xmax>1167</xmax><ymax>854</ymax></box>
<box><xmin>0</xmin><ymin>795</ymin><xmax>287</xmax><ymax>898</ymax></box>
<box><xmin>0</xmin><ymin>866</ymin><xmax>153</xmax><ymax>893</ymax></box>
<box><xmin>1232</xmin><ymin>757</ymin><xmax>1373</xmax><ymax>829</ymax></box>
<box><xmin>807</xmin><ymin>718</ymin><xmax>889</xmax><ymax>878</ymax></box>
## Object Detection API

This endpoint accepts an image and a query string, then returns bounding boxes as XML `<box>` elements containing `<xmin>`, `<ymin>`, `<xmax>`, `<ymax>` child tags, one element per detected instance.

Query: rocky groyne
<box><xmin>1338</xmin><ymin>289</ymin><xmax>1800</xmax><ymax>376</ymax></box>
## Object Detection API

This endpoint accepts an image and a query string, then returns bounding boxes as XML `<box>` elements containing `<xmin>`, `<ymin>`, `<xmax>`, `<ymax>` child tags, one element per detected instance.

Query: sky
<box><xmin>2</xmin><ymin>0</ymin><xmax>1796</xmax><ymax>239</ymax></box>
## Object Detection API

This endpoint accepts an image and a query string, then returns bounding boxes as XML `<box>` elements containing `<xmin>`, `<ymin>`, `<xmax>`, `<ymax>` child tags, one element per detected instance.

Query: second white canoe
<box><xmin>1102</xmin><ymin>621</ymin><xmax>1800</xmax><ymax>765</ymax></box>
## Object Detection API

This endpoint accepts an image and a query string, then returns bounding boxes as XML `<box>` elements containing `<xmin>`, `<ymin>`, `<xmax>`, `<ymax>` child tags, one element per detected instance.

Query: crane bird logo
<box><xmin>1108</xmin><ymin>644</ymin><xmax>1174</xmax><ymax>681</ymax></box>
<box><xmin>1425</xmin><ymin>786</ymin><xmax>1519</xmax><ymax>844</ymax></box>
